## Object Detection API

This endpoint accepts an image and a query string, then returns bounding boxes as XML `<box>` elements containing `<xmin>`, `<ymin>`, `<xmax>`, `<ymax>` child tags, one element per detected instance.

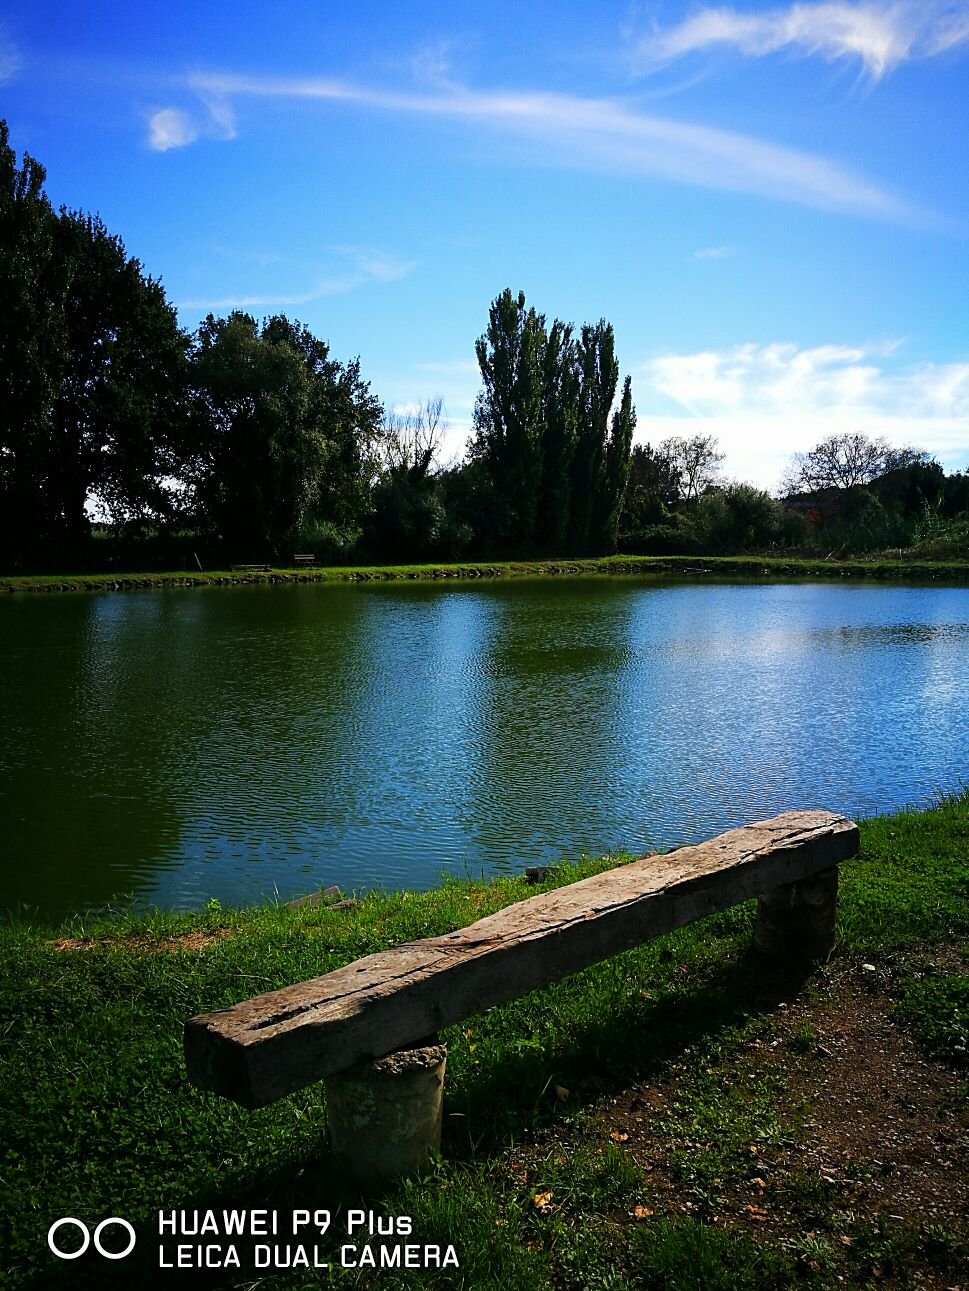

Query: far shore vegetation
<box><xmin>2</xmin><ymin>792</ymin><xmax>967</xmax><ymax>1288</ymax></box>
<box><xmin>3</xmin><ymin>119</ymin><xmax>968</xmax><ymax>582</ymax></box>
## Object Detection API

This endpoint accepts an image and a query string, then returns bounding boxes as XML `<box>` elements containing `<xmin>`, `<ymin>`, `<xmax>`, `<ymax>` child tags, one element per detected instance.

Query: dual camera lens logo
<box><xmin>47</xmin><ymin>1218</ymin><xmax>136</xmax><ymax>1261</ymax></box>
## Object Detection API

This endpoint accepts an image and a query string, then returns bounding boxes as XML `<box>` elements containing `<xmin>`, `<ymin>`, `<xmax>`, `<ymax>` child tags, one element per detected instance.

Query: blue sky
<box><xmin>2</xmin><ymin>0</ymin><xmax>967</xmax><ymax>488</ymax></box>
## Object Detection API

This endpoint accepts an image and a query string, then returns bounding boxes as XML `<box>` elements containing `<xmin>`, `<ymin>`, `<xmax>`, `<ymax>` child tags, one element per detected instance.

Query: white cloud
<box><xmin>0</xmin><ymin>31</ymin><xmax>21</xmax><ymax>82</ymax></box>
<box><xmin>176</xmin><ymin>247</ymin><xmax>416</xmax><ymax>311</ymax></box>
<box><xmin>632</xmin><ymin>1</ymin><xmax>969</xmax><ymax>80</ymax></box>
<box><xmin>184</xmin><ymin>70</ymin><xmax>931</xmax><ymax>224</ymax></box>
<box><xmin>637</xmin><ymin>340</ymin><xmax>969</xmax><ymax>488</ymax></box>
<box><xmin>146</xmin><ymin>96</ymin><xmax>236</xmax><ymax>152</ymax></box>
<box><xmin>147</xmin><ymin>108</ymin><xmax>199</xmax><ymax>152</ymax></box>
<box><xmin>693</xmin><ymin>244</ymin><xmax>736</xmax><ymax>259</ymax></box>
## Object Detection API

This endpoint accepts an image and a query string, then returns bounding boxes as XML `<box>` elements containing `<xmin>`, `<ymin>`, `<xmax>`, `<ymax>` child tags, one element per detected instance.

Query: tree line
<box><xmin>1</xmin><ymin>123</ymin><xmax>640</xmax><ymax>568</ymax></box>
<box><xmin>1</xmin><ymin>121</ymin><xmax>384</xmax><ymax>566</ymax></box>
<box><xmin>2</xmin><ymin>119</ymin><xmax>967</xmax><ymax>571</ymax></box>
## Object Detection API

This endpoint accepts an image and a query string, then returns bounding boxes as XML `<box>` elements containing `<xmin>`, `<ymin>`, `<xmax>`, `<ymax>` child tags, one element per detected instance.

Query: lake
<box><xmin>2</xmin><ymin>576</ymin><xmax>967</xmax><ymax>922</ymax></box>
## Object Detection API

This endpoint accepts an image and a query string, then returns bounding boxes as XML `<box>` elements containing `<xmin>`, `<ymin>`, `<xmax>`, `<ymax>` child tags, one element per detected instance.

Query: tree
<box><xmin>538</xmin><ymin>320</ymin><xmax>578</xmax><ymax>551</ymax></box>
<box><xmin>381</xmin><ymin>397</ymin><xmax>445</xmax><ymax>480</ymax></box>
<box><xmin>569</xmin><ymin>320</ymin><xmax>618</xmax><ymax>551</ymax></box>
<box><xmin>781</xmin><ymin>432</ymin><xmax>928</xmax><ymax>496</ymax></box>
<box><xmin>472</xmin><ymin>289</ymin><xmax>635</xmax><ymax>554</ymax></box>
<box><xmin>367</xmin><ymin>397</ymin><xmax>462</xmax><ymax>559</ymax></box>
<box><xmin>190</xmin><ymin>312</ymin><xmax>381</xmax><ymax>553</ymax></box>
<box><xmin>596</xmin><ymin>375</ymin><xmax>636</xmax><ymax>551</ymax></box>
<box><xmin>471</xmin><ymin>289</ymin><xmax>546</xmax><ymax>549</ymax></box>
<box><xmin>51</xmin><ymin>210</ymin><xmax>190</xmax><ymax>541</ymax></box>
<box><xmin>660</xmin><ymin>433</ymin><xmax>725</xmax><ymax>504</ymax></box>
<box><xmin>0</xmin><ymin>121</ymin><xmax>190</xmax><ymax>560</ymax></box>
<box><xmin>622</xmin><ymin>443</ymin><xmax>680</xmax><ymax>531</ymax></box>
<box><xmin>0</xmin><ymin>120</ymin><xmax>61</xmax><ymax>558</ymax></box>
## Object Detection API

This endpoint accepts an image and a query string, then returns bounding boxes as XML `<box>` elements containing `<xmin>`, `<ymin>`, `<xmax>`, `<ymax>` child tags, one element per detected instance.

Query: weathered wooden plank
<box><xmin>185</xmin><ymin>809</ymin><xmax>857</xmax><ymax>1107</ymax></box>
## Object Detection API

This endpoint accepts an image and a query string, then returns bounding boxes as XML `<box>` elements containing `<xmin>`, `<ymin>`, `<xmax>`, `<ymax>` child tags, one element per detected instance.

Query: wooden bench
<box><xmin>230</xmin><ymin>563</ymin><xmax>271</xmax><ymax>572</ymax></box>
<box><xmin>185</xmin><ymin>809</ymin><xmax>857</xmax><ymax>1182</ymax></box>
<box><xmin>293</xmin><ymin>553</ymin><xmax>317</xmax><ymax>566</ymax></box>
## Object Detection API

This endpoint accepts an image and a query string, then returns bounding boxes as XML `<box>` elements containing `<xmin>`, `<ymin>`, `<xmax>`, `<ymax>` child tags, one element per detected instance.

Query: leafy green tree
<box><xmin>0</xmin><ymin>121</ymin><xmax>189</xmax><ymax>561</ymax></box>
<box><xmin>621</xmin><ymin>443</ymin><xmax>680</xmax><ymax>531</ymax></box>
<box><xmin>190</xmin><ymin>312</ymin><xmax>381</xmax><ymax>554</ymax></box>
<box><xmin>0</xmin><ymin>121</ymin><xmax>62</xmax><ymax>558</ymax></box>
<box><xmin>51</xmin><ymin>211</ymin><xmax>189</xmax><ymax>541</ymax></box>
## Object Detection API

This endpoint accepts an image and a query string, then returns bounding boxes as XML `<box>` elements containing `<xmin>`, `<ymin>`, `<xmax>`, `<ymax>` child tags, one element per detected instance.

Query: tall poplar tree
<box><xmin>538</xmin><ymin>319</ymin><xmax>578</xmax><ymax>551</ymax></box>
<box><xmin>471</xmin><ymin>289</ymin><xmax>546</xmax><ymax>550</ymax></box>
<box><xmin>569</xmin><ymin>320</ymin><xmax>618</xmax><ymax>552</ymax></box>
<box><xmin>472</xmin><ymin>289</ymin><xmax>635</xmax><ymax>556</ymax></box>
<box><xmin>596</xmin><ymin>375</ymin><xmax>636</xmax><ymax>550</ymax></box>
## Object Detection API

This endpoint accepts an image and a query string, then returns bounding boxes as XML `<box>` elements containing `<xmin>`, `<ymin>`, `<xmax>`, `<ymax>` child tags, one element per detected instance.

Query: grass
<box><xmin>3</xmin><ymin>550</ymin><xmax>969</xmax><ymax>594</ymax></box>
<box><xmin>1</xmin><ymin>793</ymin><xmax>968</xmax><ymax>1287</ymax></box>
<box><xmin>895</xmin><ymin>965</ymin><xmax>969</xmax><ymax>1066</ymax></box>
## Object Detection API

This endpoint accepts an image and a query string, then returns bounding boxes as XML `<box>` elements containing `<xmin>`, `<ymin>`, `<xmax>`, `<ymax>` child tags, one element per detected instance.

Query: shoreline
<box><xmin>4</xmin><ymin>551</ymin><xmax>969</xmax><ymax>594</ymax></box>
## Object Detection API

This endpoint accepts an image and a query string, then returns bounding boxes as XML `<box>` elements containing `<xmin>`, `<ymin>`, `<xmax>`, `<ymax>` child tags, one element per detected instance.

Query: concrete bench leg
<box><xmin>324</xmin><ymin>1042</ymin><xmax>447</xmax><ymax>1185</ymax></box>
<box><xmin>754</xmin><ymin>866</ymin><xmax>839</xmax><ymax>961</ymax></box>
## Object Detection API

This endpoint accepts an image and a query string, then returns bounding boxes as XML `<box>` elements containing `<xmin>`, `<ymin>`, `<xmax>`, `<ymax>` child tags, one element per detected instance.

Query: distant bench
<box><xmin>293</xmin><ymin>553</ymin><xmax>317</xmax><ymax>566</ymax></box>
<box><xmin>185</xmin><ymin>809</ymin><xmax>858</xmax><ymax>1182</ymax></box>
<box><xmin>230</xmin><ymin>563</ymin><xmax>271</xmax><ymax>572</ymax></box>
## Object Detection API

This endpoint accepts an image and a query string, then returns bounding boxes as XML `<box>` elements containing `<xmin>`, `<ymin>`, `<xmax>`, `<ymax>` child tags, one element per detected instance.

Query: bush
<box><xmin>688</xmin><ymin>484</ymin><xmax>787</xmax><ymax>553</ymax></box>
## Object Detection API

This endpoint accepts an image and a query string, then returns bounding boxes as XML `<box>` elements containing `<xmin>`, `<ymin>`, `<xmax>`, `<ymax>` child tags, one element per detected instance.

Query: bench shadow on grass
<box><xmin>440</xmin><ymin>944</ymin><xmax>819</xmax><ymax>1160</ymax></box>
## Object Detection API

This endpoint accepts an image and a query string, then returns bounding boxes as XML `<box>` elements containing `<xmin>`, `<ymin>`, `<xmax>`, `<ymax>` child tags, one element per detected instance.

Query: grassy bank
<box><xmin>3</xmin><ymin>552</ymin><xmax>969</xmax><ymax>594</ymax></box>
<box><xmin>2</xmin><ymin>795</ymin><xmax>968</xmax><ymax>1289</ymax></box>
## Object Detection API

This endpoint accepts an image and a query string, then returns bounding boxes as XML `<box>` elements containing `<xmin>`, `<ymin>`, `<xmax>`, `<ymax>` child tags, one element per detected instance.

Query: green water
<box><xmin>2</xmin><ymin>577</ymin><xmax>967</xmax><ymax>921</ymax></box>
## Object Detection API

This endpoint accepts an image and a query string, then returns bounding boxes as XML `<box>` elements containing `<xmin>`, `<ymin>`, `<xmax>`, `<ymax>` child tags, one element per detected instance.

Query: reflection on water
<box><xmin>1</xmin><ymin>578</ymin><xmax>967</xmax><ymax>921</ymax></box>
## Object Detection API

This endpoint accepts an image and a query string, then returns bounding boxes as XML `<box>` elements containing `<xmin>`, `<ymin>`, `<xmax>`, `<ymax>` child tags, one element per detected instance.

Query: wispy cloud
<box><xmin>146</xmin><ymin>95</ymin><xmax>236</xmax><ymax>152</ymax></box>
<box><xmin>176</xmin><ymin>246</ymin><xmax>416</xmax><ymax>312</ymax></box>
<box><xmin>172</xmin><ymin>69</ymin><xmax>931</xmax><ymax>224</ymax></box>
<box><xmin>0</xmin><ymin>29</ymin><xmax>21</xmax><ymax>83</ymax></box>
<box><xmin>693</xmin><ymin>244</ymin><xmax>736</xmax><ymax>259</ymax></box>
<box><xmin>407</xmin><ymin>38</ymin><xmax>463</xmax><ymax>89</ymax></box>
<box><xmin>638</xmin><ymin>339</ymin><xmax>969</xmax><ymax>487</ymax></box>
<box><xmin>630</xmin><ymin>1</ymin><xmax>969</xmax><ymax>81</ymax></box>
